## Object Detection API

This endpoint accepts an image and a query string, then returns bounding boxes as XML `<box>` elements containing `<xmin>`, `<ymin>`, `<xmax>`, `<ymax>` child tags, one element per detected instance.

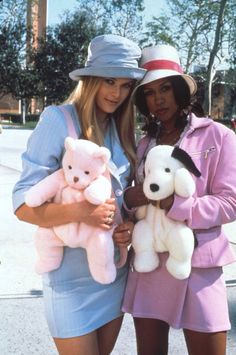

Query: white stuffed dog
<box><xmin>132</xmin><ymin>145</ymin><xmax>201</xmax><ymax>280</ymax></box>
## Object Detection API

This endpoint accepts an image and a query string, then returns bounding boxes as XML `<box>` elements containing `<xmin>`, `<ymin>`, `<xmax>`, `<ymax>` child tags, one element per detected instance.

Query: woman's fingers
<box><xmin>80</xmin><ymin>198</ymin><xmax>116</xmax><ymax>227</ymax></box>
<box><xmin>113</xmin><ymin>221</ymin><xmax>134</xmax><ymax>247</ymax></box>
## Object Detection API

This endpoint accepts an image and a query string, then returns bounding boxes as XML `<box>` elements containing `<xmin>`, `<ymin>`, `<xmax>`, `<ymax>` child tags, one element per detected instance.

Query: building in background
<box><xmin>27</xmin><ymin>0</ymin><xmax>47</xmax><ymax>48</ymax></box>
<box><xmin>0</xmin><ymin>1</ymin><xmax>234</xmax><ymax>121</ymax></box>
<box><xmin>0</xmin><ymin>0</ymin><xmax>47</xmax><ymax>117</ymax></box>
<box><xmin>26</xmin><ymin>0</ymin><xmax>47</xmax><ymax>114</ymax></box>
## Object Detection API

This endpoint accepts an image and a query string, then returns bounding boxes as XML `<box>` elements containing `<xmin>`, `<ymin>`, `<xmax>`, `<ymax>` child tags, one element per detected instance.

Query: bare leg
<box><xmin>97</xmin><ymin>316</ymin><xmax>124</xmax><ymax>355</ymax></box>
<box><xmin>184</xmin><ymin>329</ymin><xmax>227</xmax><ymax>355</ymax></box>
<box><xmin>53</xmin><ymin>331</ymin><xmax>99</xmax><ymax>355</ymax></box>
<box><xmin>53</xmin><ymin>316</ymin><xmax>123</xmax><ymax>355</ymax></box>
<box><xmin>134</xmin><ymin>317</ymin><xmax>170</xmax><ymax>355</ymax></box>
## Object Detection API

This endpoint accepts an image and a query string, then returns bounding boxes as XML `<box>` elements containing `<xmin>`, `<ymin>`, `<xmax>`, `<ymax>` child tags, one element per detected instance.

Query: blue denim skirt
<box><xmin>42</xmin><ymin>246</ymin><xmax>128</xmax><ymax>338</ymax></box>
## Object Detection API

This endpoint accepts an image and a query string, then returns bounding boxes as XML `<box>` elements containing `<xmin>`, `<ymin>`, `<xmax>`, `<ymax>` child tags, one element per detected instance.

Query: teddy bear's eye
<box><xmin>68</xmin><ymin>165</ymin><xmax>72</xmax><ymax>170</ymax></box>
<box><xmin>84</xmin><ymin>171</ymin><xmax>90</xmax><ymax>175</ymax></box>
<box><xmin>165</xmin><ymin>168</ymin><xmax>171</xmax><ymax>173</ymax></box>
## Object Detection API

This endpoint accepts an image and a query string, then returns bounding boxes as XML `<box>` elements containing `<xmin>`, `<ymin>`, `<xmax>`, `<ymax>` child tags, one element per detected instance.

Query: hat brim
<box><xmin>69</xmin><ymin>67</ymin><xmax>146</xmax><ymax>81</ymax></box>
<box><xmin>132</xmin><ymin>69</ymin><xmax>197</xmax><ymax>102</ymax></box>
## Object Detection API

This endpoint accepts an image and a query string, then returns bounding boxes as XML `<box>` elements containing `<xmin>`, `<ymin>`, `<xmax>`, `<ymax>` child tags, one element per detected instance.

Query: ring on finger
<box><xmin>109</xmin><ymin>212</ymin><xmax>115</xmax><ymax>219</ymax></box>
<box><xmin>106</xmin><ymin>217</ymin><xmax>112</xmax><ymax>225</ymax></box>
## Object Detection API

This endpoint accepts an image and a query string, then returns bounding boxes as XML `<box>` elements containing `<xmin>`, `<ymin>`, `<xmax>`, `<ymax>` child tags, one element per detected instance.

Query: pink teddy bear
<box><xmin>25</xmin><ymin>138</ymin><xmax>126</xmax><ymax>284</ymax></box>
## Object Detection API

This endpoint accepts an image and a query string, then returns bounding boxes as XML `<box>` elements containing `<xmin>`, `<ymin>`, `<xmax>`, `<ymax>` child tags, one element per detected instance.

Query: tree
<box><xmin>0</xmin><ymin>23</ymin><xmax>22</xmax><ymax>99</ymax></box>
<box><xmin>31</xmin><ymin>0</ymin><xmax>145</xmax><ymax>105</ymax></box>
<box><xmin>225</xmin><ymin>65</ymin><xmax>236</xmax><ymax>118</ymax></box>
<box><xmin>203</xmin><ymin>0</ymin><xmax>227</xmax><ymax>115</ymax></box>
<box><xmin>227</xmin><ymin>1</ymin><xmax>236</xmax><ymax>68</ymax></box>
<box><xmin>140</xmin><ymin>0</ymin><xmax>215</xmax><ymax>69</ymax></box>
<box><xmin>223</xmin><ymin>0</ymin><xmax>236</xmax><ymax>118</ymax></box>
<box><xmin>144</xmin><ymin>0</ymin><xmax>236</xmax><ymax>116</ymax></box>
<box><xmin>74</xmin><ymin>0</ymin><xmax>144</xmax><ymax>41</ymax></box>
<box><xmin>165</xmin><ymin>0</ymin><xmax>218</xmax><ymax>73</ymax></box>
<box><xmin>0</xmin><ymin>0</ymin><xmax>38</xmax><ymax>123</ymax></box>
<box><xmin>31</xmin><ymin>10</ymin><xmax>103</xmax><ymax>105</ymax></box>
<box><xmin>0</xmin><ymin>0</ymin><xmax>29</xmax><ymax>100</ymax></box>
<box><xmin>0</xmin><ymin>0</ymin><xmax>145</xmax><ymax>109</ymax></box>
<box><xmin>107</xmin><ymin>0</ymin><xmax>144</xmax><ymax>39</ymax></box>
<box><xmin>139</xmin><ymin>15</ymin><xmax>175</xmax><ymax>48</ymax></box>
<box><xmin>0</xmin><ymin>0</ymin><xmax>27</xmax><ymax>25</ymax></box>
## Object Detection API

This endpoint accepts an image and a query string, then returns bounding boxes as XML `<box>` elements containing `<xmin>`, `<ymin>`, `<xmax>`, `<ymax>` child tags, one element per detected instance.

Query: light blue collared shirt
<box><xmin>12</xmin><ymin>104</ymin><xmax>130</xmax><ymax>212</ymax></box>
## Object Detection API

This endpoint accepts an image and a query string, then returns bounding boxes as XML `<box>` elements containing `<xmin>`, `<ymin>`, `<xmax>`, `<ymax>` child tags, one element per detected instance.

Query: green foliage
<box><xmin>0</xmin><ymin>112</ymin><xmax>38</xmax><ymax>124</ymax></box>
<box><xmin>226</xmin><ymin>0</ymin><xmax>236</xmax><ymax>68</ymax></box>
<box><xmin>141</xmin><ymin>0</ymin><xmax>235</xmax><ymax>74</ymax></box>
<box><xmin>0</xmin><ymin>0</ymin><xmax>235</xmax><ymax>116</ymax></box>
<box><xmin>28</xmin><ymin>0</ymin><xmax>145</xmax><ymax>105</ymax></box>
<box><xmin>141</xmin><ymin>0</ymin><xmax>236</xmax><ymax>116</ymax></box>
<box><xmin>0</xmin><ymin>0</ymin><xmax>30</xmax><ymax>100</ymax></box>
<box><xmin>0</xmin><ymin>20</ymin><xmax>38</xmax><ymax>101</ymax></box>
<box><xmin>0</xmin><ymin>0</ymin><xmax>27</xmax><ymax>25</ymax></box>
<box><xmin>140</xmin><ymin>16</ymin><xmax>175</xmax><ymax>48</ymax></box>
<box><xmin>0</xmin><ymin>0</ymin><xmax>145</xmax><ymax>106</ymax></box>
<box><xmin>31</xmin><ymin>10</ymin><xmax>103</xmax><ymax>105</ymax></box>
<box><xmin>74</xmin><ymin>0</ymin><xmax>144</xmax><ymax>41</ymax></box>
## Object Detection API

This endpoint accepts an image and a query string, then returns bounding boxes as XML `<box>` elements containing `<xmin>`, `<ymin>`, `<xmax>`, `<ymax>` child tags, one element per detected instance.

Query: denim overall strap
<box><xmin>59</xmin><ymin>106</ymin><xmax>78</xmax><ymax>139</ymax></box>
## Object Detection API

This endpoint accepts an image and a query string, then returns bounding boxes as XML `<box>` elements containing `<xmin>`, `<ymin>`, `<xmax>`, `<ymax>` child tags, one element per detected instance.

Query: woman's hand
<box><xmin>113</xmin><ymin>221</ymin><xmax>134</xmax><ymax>248</ymax></box>
<box><xmin>80</xmin><ymin>198</ymin><xmax>116</xmax><ymax>230</ymax></box>
<box><xmin>124</xmin><ymin>184</ymin><xmax>149</xmax><ymax>209</ymax></box>
<box><xmin>16</xmin><ymin>198</ymin><xmax>117</xmax><ymax>230</ymax></box>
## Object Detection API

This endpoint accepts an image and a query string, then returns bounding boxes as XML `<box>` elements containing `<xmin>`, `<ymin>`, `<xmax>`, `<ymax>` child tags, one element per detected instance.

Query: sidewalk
<box><xmin>0</xmin><ymin>128</ymin><xmax>235</xmax><ymax>354</ymax></box>
<box><xmin>0</xmin><ymin>161</ymin><xmax>186</xmax><ymax>355</ymax></box>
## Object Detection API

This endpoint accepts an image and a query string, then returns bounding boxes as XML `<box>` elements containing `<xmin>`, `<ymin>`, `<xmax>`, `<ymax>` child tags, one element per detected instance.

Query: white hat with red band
<box><xmin>133</xmin><ymin>44</ymin><xmax>197</xmax><ymax>98</ymax></box>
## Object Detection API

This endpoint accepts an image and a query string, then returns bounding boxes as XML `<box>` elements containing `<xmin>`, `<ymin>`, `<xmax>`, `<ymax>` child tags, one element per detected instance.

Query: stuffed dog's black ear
<box><xmin>171</xmin><ymin>146</ymin><xmax>201</xmax><ymax>177</ymax></box>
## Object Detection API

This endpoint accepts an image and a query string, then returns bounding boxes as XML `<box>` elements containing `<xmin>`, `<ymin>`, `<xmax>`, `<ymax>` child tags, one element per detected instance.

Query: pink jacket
<box><xmin>137</xmin><ymin>114</ymin><xmax>236</xmax><ymax>268</ymax></box>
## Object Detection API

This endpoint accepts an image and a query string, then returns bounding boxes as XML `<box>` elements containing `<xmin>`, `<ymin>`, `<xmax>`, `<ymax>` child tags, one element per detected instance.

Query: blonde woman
<box><xmin>12</xmin><ymin>34</ymin><xmax>145</xmax><ymax>355</ymax></box>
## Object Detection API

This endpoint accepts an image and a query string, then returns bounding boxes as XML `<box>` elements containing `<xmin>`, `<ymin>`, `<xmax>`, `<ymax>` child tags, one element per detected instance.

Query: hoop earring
<box><xmin>149</xmin><ymin>112</ymin><xmax>156</xmax><ymax>119</ymax></box>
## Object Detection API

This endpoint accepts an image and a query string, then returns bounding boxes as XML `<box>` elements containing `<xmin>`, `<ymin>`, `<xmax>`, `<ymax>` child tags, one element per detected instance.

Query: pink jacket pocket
<box><xmin>191</xmin><ymin>228</ymin><xmax>236</xmax><ymax>267</ymax></box>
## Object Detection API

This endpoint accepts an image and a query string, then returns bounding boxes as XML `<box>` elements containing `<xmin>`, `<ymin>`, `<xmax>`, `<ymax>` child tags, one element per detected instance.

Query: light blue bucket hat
<box><xmin>69</xmin><ymin>34</ymin><xmax>146</xmax><ymax>81</ymax></box>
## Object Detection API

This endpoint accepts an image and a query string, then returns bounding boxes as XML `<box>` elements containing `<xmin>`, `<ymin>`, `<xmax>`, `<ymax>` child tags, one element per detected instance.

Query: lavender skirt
<box><xmin>122</xmin><ymin>251</ymin><xmax>230</xmax><ymax>332</ymax></box>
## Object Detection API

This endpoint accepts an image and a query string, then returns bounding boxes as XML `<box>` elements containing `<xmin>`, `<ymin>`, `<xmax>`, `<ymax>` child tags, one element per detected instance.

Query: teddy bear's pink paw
<box><xmin>35</xmin><ymin>259</ymin><xmax>61</xmax><ymax>274</ymax></box>
<box><xmin>91</xmin><ymin>265</ymin><xmax>116</xmax><ymax>284</ymax></box>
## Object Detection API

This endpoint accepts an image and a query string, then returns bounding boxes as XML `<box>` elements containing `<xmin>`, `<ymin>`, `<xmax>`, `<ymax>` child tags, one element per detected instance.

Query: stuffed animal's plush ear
<box><xmin>174</xmin><ymin>168</ymin><xmax>196</xmax><ymax>197</ymax></box>
<box><xmin>93</xmin><ymin>147</ymin><xmax>111</xmax><ymax>164</ymax></box>
<box><xmin>64</xmin><ymin>137</ymin><xmax>76</xmax><ymax>151</ymax></box>
<box><xmin>172</xmin><ymin>146</ymin><xmax>201</xmax><ymax>177</ymax></box>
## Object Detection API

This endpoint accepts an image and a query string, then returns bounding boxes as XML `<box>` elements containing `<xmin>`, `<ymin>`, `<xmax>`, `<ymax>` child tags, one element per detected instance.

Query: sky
<box><xmin>47</xmin><ymin>0</ymin><xmax>167</xmax><ymax>26</ymax></box>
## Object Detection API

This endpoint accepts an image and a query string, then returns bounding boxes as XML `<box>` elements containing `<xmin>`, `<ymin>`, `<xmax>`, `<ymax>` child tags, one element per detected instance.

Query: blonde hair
<box><xmin>66</xmin><ymin>76</ymin><xmax>136</xmax><ymax>179</ymax></box>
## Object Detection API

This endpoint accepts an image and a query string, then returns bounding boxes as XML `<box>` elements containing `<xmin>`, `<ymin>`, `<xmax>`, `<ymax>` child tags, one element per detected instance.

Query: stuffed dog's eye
<box><xmin>68</xmin><ymin>165</ymin><xmax>72</xmax><ymax>170</ymax></box>
<box><xmin>165</xmin><ymin>168</ymin><xmax>171</xmax><ymax>173</ymax></box>
<box><xmin>85</xmin><ymin>171</ymin><xmax>90</xmax><ymax>175</ymax></box>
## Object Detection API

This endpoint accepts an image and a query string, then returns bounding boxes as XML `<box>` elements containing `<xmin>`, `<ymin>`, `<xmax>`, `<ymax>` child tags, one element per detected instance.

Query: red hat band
<box><xmin>142</xmin><ymin>59</ymin><xmax>183</xmax><ymax>74</ymax></box>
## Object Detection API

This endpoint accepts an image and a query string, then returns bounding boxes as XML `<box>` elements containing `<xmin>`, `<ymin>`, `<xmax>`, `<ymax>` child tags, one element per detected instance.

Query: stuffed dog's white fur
<box><xmin>132</xmin><ymin>145</ymin><xmax>200</xmax><ymax>280</ymax></box>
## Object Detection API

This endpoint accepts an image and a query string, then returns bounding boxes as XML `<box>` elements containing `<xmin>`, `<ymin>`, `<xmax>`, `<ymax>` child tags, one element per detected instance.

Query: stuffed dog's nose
<box><xmin>73</xmin><ymin>176</ymin><xmax>79</xmax><ymax>183</ymax></box>
<box><xmin>150</xmin><ymin>183</ymin><xmax>159</xmax><ymax>192</ymax></box>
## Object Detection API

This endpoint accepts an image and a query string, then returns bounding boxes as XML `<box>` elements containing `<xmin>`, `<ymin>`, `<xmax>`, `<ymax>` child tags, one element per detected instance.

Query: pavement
<box><xmin>0</xmin><ymin>127</ymin><xmax>236</xmax><ymax>354</ymax></box>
